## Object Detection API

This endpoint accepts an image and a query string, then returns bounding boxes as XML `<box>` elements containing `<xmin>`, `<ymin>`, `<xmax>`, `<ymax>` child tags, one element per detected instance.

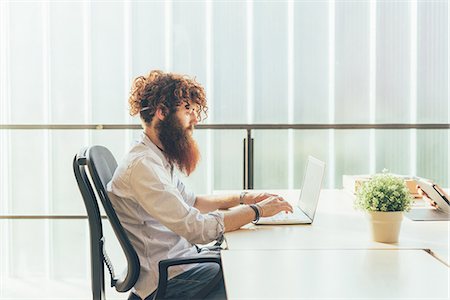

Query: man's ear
<box><xmin>155</xmin><ymin>106</ymin><xmax>167</xmax><ymax>121</ymax></box>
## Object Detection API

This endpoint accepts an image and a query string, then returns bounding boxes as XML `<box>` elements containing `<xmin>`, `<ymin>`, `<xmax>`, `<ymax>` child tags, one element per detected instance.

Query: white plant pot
<box><xmin>367</xmin><ymin>211</ymin><xmax>404</xmax><ymax>243</ymax></box>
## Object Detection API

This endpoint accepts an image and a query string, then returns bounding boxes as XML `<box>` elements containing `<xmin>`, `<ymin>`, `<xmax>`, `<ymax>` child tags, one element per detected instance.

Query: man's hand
<box><xmin>243</xmin><ymin>192</ymin><xmax>281</xmax><ymax>205</ymax></box>
<box><xmin>256</xmin><ymin>196</ymin><xmax>294</xmax><ymax>217</ymax></box>
<box><xmin>416</xmin><ymin>185</ymin><xmax>438</xmax><ymax>208</ymax></box>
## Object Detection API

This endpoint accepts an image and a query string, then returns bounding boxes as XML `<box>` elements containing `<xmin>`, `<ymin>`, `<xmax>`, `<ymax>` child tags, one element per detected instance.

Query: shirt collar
<box><xmin>140</xmin><ymin>132</ymin><xmax>172</xmax><ymax>169</ymax></box>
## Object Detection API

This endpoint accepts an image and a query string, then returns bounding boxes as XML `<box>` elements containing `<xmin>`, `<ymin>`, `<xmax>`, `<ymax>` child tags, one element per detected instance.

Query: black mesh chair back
<box><xmin>73</xmin><ymin>146</ymin><xmax>140</xmax><ymax>300</ymax></box>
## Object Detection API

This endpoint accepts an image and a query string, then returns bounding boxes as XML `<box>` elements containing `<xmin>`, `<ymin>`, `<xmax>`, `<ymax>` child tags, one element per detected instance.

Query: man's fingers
<box><xmin>423</xmin><ymin>195</ymin><xmax>438</xmax><ymax>207</ymax></box>
<box><xmin>280</xmin><ymin>200</ymin><xmax>293</xmax><ymax>213</ymax></box>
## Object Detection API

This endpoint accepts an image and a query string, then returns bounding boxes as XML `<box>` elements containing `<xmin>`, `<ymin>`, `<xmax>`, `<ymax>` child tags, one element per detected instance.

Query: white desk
<box><xmin>217</xmin><ymin>189</ymin><xmax>449</xmax><ymax>298</ymax></box>
<box><xmin>222</xmin><ymin>249</ymin><xmax>450</xmax><ymax>299</ymax></box>
<box><xmin>221</xmin><ymin>189</ymin><xmax>450</xmax><ymax>264</ymax></box>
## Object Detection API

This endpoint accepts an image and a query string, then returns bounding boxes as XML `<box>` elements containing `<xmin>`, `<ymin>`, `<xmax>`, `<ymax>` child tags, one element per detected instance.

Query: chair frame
<box><xmin>73</xmin><ymin>146</ymin><xmax>222</xmax><ymax>300</ymax></box>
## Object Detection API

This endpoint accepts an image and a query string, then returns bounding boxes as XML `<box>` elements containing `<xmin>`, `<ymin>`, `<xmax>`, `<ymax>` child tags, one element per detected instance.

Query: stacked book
<box><xmin>342</xmin><ymin>174</ymin><xmax>421</xmax><ymax>198</ymax></box>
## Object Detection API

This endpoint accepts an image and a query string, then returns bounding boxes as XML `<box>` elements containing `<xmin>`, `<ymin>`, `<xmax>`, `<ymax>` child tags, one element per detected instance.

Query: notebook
<box><xmin>255</xmin><ymin>156</ymin><xmax>325</xmax><ymax>225</ymax></box>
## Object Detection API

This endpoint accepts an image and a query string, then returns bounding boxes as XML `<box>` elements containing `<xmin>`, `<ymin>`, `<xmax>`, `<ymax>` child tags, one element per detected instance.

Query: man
<box><xmin>107</xmin><ymin>70</ymin><xmax>293</xmax><ymax>299</ymax></box>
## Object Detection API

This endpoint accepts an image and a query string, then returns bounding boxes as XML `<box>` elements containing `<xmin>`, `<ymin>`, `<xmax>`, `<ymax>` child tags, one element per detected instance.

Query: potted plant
<box><xmin>355</xmin><ymin>171</ymin><xmax>413</xmax><ymax>243</ymax></box>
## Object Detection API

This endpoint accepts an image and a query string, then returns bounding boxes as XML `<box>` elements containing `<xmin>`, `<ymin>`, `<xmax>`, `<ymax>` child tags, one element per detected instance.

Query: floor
<box><xmin>0</xmin><ymin>277</ymin><xmax>126</xmax><ymax>300</ymax></box>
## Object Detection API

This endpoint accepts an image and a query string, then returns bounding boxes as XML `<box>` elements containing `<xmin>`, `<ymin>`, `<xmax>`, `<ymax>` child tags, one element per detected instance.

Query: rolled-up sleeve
<box><xmin>129</xmin><ymin>157</ymin><xmax>224</xmax><ymax>244</ymax></box>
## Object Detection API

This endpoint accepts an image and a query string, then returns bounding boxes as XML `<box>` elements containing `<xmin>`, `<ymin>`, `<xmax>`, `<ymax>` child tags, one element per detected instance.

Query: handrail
<box><xmin>0</xmin><ymin>123</ymin><xmax>450</xmax><ymax>130</ymax></box>
<box><xmin>2</xmin><ymin>122</ymin><xmax>449</xmax><ymax>194</ymax></box>
<box><xmin>0</xmin><ymin>215</ymin><xmax>107</xmax><ymax>219</ymax></box>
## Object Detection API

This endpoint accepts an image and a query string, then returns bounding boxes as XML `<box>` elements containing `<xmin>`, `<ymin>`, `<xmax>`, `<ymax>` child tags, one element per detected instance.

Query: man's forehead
<box><xmin>183</xmin><ymin>100</ymin><xmax>200</xmax><ymax>108</ymax></box>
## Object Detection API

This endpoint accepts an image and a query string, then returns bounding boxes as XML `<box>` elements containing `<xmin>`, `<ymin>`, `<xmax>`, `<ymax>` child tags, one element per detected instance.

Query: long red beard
<box><xmin>157</xmin><ymin>114</ymin><xmax>200</xmax><ymax>176</ymax></box>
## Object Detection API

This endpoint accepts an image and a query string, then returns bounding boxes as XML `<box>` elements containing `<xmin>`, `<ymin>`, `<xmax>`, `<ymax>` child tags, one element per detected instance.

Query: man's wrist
<box><xmin>239</xmin><ymin>191</ymin><xmax>248</xmax><ymax>205</ymax></box>
<box><xmin>249</xmin><ymin>204</ymin><xmax>260</xmax><ymax>223</ymax></box>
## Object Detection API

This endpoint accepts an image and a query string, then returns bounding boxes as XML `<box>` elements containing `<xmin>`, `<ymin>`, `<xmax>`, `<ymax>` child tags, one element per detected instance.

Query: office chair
<box><xmin>73</xmin><ymin>145</ymin><xmax>223</xmax><ymax>300</ymax></box>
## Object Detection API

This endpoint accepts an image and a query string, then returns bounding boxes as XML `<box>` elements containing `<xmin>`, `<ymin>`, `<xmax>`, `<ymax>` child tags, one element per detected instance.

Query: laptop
<box><xmin>404</xmin><ymin>177</ymin><xmax>450</xmax><ymax>221</ymax></box>
<box><xmin>256</xmin><ymin>156</ymin><xmax>325</xmax><ymax>225</ymax></box>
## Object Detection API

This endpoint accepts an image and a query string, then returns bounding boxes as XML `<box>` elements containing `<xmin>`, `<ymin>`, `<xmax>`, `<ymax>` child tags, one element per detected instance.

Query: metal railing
<box><xmin>1</xmin><ymin>123</ymin><xmax>449</xmax><ymax>219</ymax></box>
<box><xmin>1</xmin><ymin>123</ymin><xmax>450</xmax><ymax>130</ymax></box>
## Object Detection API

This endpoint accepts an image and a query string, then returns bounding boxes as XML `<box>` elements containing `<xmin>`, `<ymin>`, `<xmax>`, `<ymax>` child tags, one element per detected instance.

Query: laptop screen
<box><xmin>298</xmin><ymin>156</ymin><xmax>325</xmax><ymax>220</ymax></box>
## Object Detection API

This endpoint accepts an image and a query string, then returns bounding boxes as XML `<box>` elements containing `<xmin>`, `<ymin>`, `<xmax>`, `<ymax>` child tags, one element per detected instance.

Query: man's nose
<box><xmin>191</xmin><ymin>113</ymin><xmax>199</xmax><ymax>125</ymax></box>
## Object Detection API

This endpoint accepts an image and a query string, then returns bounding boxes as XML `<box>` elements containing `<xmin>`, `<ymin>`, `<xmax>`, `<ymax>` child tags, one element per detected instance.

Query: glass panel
<box><xmin>212</xmin><ymin>1</ymin><xmax>247</xmax><ymax>123</ymax></box>
<box><xmin>172</xmin><ymin>1</ymin><xmax>207</xmax><ymax>84</ymax></box>
<box><xmin>9</xmin><ymin>220</ymin><xmax>48</xmax><ymax>277</ymax></box>
<box><xmin>293</xmin><ymin>1</ymin><xmax>329</xmax><ymax>124</ymax></box>
<box><xmin>10</xmin><ymin>131</ymin><xmax>48</xmax><ymax>214</ymax></box>
<box><xmin>1</xmin><ymin>131</ymin><xmax>10</xmax><ymax>214</ymax></box>
<box><xmin>253</xmin><ymin>131</ymin><xmax>289</xmax><ymax>189</ymax></box>
<box><xmin>334</xmin><ymin>1</ymin><xmax>370</xmax><ymax>123</ymax></box>
<box><xmin>131</xmin><ymin>1</ymin><xmax>166</xmax><ymax>78</ymax></box>
<box><xmin>334</xmin><ymin>130</ymin><xmax>370</xmax><ymax>188</ymax></box>
<box><xmin>253</xmin><ymin>1</ymin><xmax>288</xmax><ymax>123</ymax></box>
<box><xmin>417</xmin><ymin>130</ymin><xmax>448</xmax><ymax>186</ymax></box>
<box><xmin>49</xmin><ymin>2</ymin><xmax>85</xmax><ymax>124</ymax></box>
<box><xmin>416</xmin><ymin>2</ymin><xmax>448</xmax><ymax>187</ymax></box>
<box><xmin>375</xmin><ymin>130</ymin><xmax>411</xmax><ymax>175</ymax></box>
<box><xmin>213</xmin><ymin>130</ymin><xmax>245</xmax><ymax>190</ymax></box>
<box><xmin>51</xmin><ymin>220</ymin><xmax>88</xmax><ymax>279</ymax></box>
<box><xmin>9</xmin><ymin>2</ymin><xmax>45</xmax><ymax>124</ymax></box>
<box><xmin>51</xmin><ymin>130</ymin><xmax>88</xmax><ymax>215</ymax></box>
<box><xmin>293</xmin><ymin>130</ymin><xmax>331</xmax><ymax>188</ymax></box>
<box><xmin>90</xmin><ymin>1</ymin><xmax>126</xmax><ymax>124</ymax></box>
<box><xmin>6</xmin><ymin>130</ymin><xmax>146</xmax><ymax>215</ymax></box>
<box><xmin>417</xmin><ymin>1</ymin><xmax>448</xmax><ymax>123</ymax></box>
<box><xmin>376</xmin><ymin>1</ymin><xmax>411</xmax><ymax>123</ymax></box>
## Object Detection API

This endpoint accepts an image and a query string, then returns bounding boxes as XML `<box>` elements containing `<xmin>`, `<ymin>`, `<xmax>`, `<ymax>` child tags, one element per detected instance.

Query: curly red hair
<box><xmin>128</xmin><ymin>70</ymin><xmax>208</xmax><ymax>124</ymax></box>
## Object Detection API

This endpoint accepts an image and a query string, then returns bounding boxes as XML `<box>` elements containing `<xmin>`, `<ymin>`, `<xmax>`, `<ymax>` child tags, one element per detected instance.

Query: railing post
<box><xmin>243</xmin><ymin>129</ymin><xmax>254</xmax><ymax>190</ymax></box>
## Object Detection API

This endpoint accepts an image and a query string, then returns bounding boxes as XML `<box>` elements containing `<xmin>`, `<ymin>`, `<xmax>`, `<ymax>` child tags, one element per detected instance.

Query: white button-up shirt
<box><xmin>107</xmin><ymin>133</ymin><xmax>224</xmax><ymax>298</ymax></box>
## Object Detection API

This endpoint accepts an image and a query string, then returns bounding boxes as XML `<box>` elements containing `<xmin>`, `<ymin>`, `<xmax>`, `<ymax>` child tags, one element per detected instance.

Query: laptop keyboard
<box><xmin>257</xmin><ymin>206</ymin><xmax>311</xmax><ymax>224</ymax></box>
<box><xmin>271</xmin><ymin>207</ymin><xmax>302</xmax><ymax>221</ymax></box>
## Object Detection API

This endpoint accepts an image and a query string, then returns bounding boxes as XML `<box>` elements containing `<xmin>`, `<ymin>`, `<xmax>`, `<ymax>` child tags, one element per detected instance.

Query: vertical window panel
<box><xmin>416</xmin><ymin>1</ymin><xmax>448</xmax><ymax>185</ymax></box>
<box><xmin>334</xmin><ymin>1</ymin><xmax>370</xmax><ymax>123</ymax></box>
<box><xmin>417</xmin><ymin>130</ymin><xmax>448</xmax><ymax>186</ymax></box>
<box><xmin>417</xmin><ymin>1</ymin><xmax>448</xmax><ymax>123</ymax></box>
<box><xmin>10</xmin><ymin>131</ymin><xmax>47</xmax><ymax>214</ymax></box>
<box><xmin>293</xmin><ymin>1</ymin><xmax>329</xmax><ymax>124</ymax></box>
<box><xmin>51</xmin><ymin>131</ymin><xmax>88</xmax><ymax>215</ymax></box>
<box><xmin>49</xmin><ymin>2</ymin><xmax>85</xmax><ymax>124</ymax></box>
<box><xmin>131</xmin><ymin>2</ymin><xmax>166</xmax><ymax>77</ymax></box>
<box><xmin>252</xmin><ymin>2</ymin><xmax>289</xmax><ymax>189</ymax></box>
<box><xmin>376</xmin><ymin>1</ymin><xmax>411</xmax><ymax>123</ymax></box>
<box><xmin>172</xmin><ymin>2</ymin><xmax>207</xmax><ymax>83</ymax></box>
<box><xmin>375</xmin><ymin>131</ymin><xmax>411</xmax><ymax>175</ymax></box>
<box><xmin>375</xmin><ymin>2</ymin><xmax>412</xmax><ymax>177</ymax></box>
<box><xmin>212</xmin><ymin>2</ymin><xmax>247</xmax><ymax>123</ymax></box>
<box><xmin>253</xmin><ymin>1</ymin><xmax>288</xmax><ymax>123</ymax></box>
<box><xmin>51</xmin><ymin>220</ymin><xmax>87</xmax><ymax>279</ymax></box>
<box><xmin>9</xmin><ymin>2</ymin><xmax>45</xmax><ymax>123</ymax></box>
<box><xmin>90</xmin><ymin>2</ymin><xmax>126</xmax><ymax>124</ymax></box>
<box><xmin>211</xmin><ymin>2</ymin><xmax>247</xmax><ymax>190</ymax></box>
<box><xmin>334</xmin><ymin>130</ymin><xmax>370</xmax><ymax>188</ymax></box>
<box><xmin>334</xmin><ymin>1</ymin><xmax>370</xmax><ymax>187</ymax></box>
<box><xmin>10</xmin><ymin>221</ymin><xmax>47</xmax><ymax>277</ymax></box>
<box><xmin>254</xmin><ymin>131</ymin><xmax>288</xmax><ymax>189</ymax></box>
<box><xmin>293</xmin><ymin>130</ymin><xmax>331</xmax><ymax>188</ymax></box>
<box><xmin>213</xmin><ymin>131</ymin><xmax>244</xmax><ymax>190</ymax></box>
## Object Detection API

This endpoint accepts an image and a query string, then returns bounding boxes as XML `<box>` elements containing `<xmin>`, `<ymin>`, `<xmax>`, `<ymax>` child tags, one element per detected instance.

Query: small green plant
<box><xmin>355</xmin><ymin>172</ymin><xmax>413</xmax><ymax>212</ymax></box>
